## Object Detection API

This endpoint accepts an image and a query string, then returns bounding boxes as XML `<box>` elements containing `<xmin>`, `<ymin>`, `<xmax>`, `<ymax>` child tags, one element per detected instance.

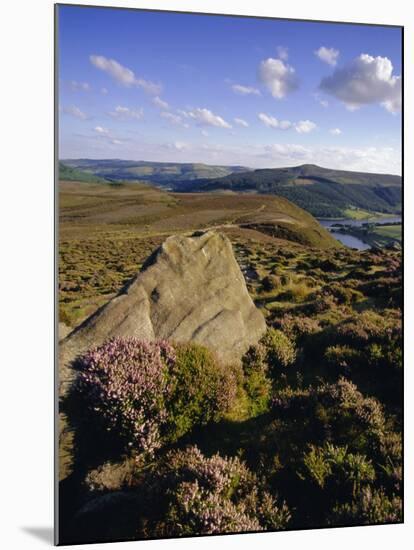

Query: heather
<box><xmin>147</xmin><ymin>446</ymin><xmax>291</xmax><ymax>536</ymax></box>
<box><xmin>69</xmin><ymin>338</ymin><xmax>236</xmax><ymax>461</ymax></box>
<box><xmin>72</xmin><ymin>339</ymin><xmax>176</xmax><ymax>459</ymax></box>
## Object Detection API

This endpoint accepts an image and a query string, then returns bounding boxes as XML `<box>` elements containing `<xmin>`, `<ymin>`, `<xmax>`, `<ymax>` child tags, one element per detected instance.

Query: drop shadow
<box><xmin>21</xmin><ymin>526</ymin><xmax>54</xmax><ymax>545</ymax></box>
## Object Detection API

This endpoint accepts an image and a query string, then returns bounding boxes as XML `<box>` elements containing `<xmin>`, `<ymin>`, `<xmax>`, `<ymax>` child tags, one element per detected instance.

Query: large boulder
<box><xmin>58</xmin><ymin>231</ymin><xmax>266</xmax><ymax>478</ymax></box>
<box><xmin>60</xmin><ymin>230</ymin><xmax>265</xmax><ymax>378</ymax></box>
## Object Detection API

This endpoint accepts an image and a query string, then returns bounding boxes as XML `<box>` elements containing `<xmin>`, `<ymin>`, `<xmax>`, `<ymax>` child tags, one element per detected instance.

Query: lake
<box><xmin>317</xmin><ymin>216</ymin><xmax>402</xmax><ymax>250</ymax></box>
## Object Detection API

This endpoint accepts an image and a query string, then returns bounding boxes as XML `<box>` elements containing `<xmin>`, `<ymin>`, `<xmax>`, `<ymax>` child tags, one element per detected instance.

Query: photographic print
<box><xmin>56</xmin><ymin>4</ymin><xmax>403</xmax><ymax>545</ymax></box>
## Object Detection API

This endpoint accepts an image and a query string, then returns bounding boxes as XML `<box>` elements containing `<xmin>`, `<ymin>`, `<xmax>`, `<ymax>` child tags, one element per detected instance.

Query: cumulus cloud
<box><xmin>109</xmin><ymin>105</ymin><xmax>144</xmax><ymax>120</ymax></box>
<box><xmin>70</xmin><ymin>80</ymin><xmax>91</xmax><ymax>92</ymax></box>
<box><xmin>258</xmin><ymin>57</ymin><xmax>299</xmax><ymax>99</ymax></box>
<box><xmin>315</xmin><ymin>46</ymin><xmax>339</xmax><ymax>66</ymax></box>
<box><xmin>184</xmin><ymin>107</ymin><xmax>232</xmax><ymax>129</ymax></box>
<box><xmin>160</xmin><ymin>111</ymin><xmax>189</xmax><ymax>128</ymax></box>
<box><xmin>295</xmin><ymin>120</ymin><xmax>317</xmax><ymax>134</ymax></box>
<box><xmin>231</xmin><ymin>84</ymin><xmax>261</xmax><ymax>96</ymax></box>
<box><xmin>258</xmin><ymin>113</ymin><xmax>290</xmax><ymax>129</ymax></box>
<box><xmin>276</xmin><ymin>46</ymin><xmax>289</xmax><ymax>61</ymax></box>
<box><xmin>152</xmin><ymin>96</ymin><xmax>169</xmax><ymax>109</ymax></box>
<box><xmin>234</xmin><ymin>117</ymin><xmax>249</xmax><ymax>127</ymax></box>
<box><xmin>174</xmin><ymin>141</ymin><xmax>189</xmax><ymax>151</ymax></box>
<box><xmin>320</xmin><ymin>54</ymin><xmax>401</xmax><ymax>113</ymax></box>
<box><xmin>62</xmin><ymin>105</ymin><xmax>88</xmax><ymax>120</ymax></box>
<box><xmin>94</xmin><ymin>125</ymin><xmax>109</xmax><ymax>135</ymax></box>
<box><xmin>258</xmin><ymin>113</ymin><xmax>316</xmax><ymax>133</ymax></box>
<box><xmin>101</xmin><ymin>87</ymin><xmax>108</xmax><ymax>95</ymax></box>
<box><xmin>89</xmin><ymin>54</ymin><xmax>161</xmax><ymax>95</ymax></box>
<box><xmin>330</xmin><ymin>128</ymin><xmax>342</xmax><ymax>135</ymax></box>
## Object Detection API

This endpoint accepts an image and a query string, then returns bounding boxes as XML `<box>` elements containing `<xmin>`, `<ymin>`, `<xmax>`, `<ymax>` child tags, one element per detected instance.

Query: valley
<box><xmin>60</xmin><ymin>160</ymin><xmax>402</xmax><ymax>220</ymax></box>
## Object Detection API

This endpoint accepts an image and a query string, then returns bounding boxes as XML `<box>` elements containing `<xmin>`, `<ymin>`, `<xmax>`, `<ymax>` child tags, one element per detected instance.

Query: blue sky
<box><xmin>58</xmin><ymin>5</ymin><xmax>402</xmax><ymax>174</ymax></box>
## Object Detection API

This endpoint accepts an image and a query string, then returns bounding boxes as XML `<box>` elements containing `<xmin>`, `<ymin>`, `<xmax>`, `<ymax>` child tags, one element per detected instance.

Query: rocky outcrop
<box><xmin>58</xmin><ymin>231</ymin><xmax>266</xmax><ymax>479</ymax></box>
<box><xmin>60</xmin><ymin>230</ymin><xmax>265</xmax><ymax>375</ymax></box>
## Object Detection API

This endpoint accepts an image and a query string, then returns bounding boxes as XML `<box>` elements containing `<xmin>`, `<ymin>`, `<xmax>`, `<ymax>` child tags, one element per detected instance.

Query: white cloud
<box><xmin>320</xmin><ymin>54</ymin><xmax>401</xmax><ymax>113</ymax></box>
<box><xmin>111</xmin><ymin>139</ymin><xmax>122</xmax><ymax>145</ymax></box>
<box><xmin>152</xmin><ymin>96</ymin><xmax>169</xmax><ymax>110</ymax></box>
<box><xmin>89</xmin><ymin>54</ymin><xmax>161</xmax><ymax>95</ymax></box>
<box><xmin>70</xmin><ymin>80</ymin><xmax>91</xmax><ymax>92</ymax></box>
<box><xmin>276</xmin><ymin>46</ymin><xmax>289</xmax><ymax>61</ymax></box>
<box><xmin>262</xmin><ymin>144</ymin><xmax>400</xmax><ymax>174</ymax></box>
<box><xmin>258</xmin><ymin>114</ymin><xmax>316</xmax><ymax>133</ymax></box>
<box><xmin>330</xmin><ymin>128</ymin><xmax>342</xmax><ymax>135</ymax></box>
<box><xmin>163</xmin><ymin>140</ymin><xmax>190</xmax><ymax>152</ymax></box>
<box><xmin>184</xmin><ymin>107</ymin><xmax>232</xmax><ymax>129</ymax></box>
<box><xmin>315</xmin><ymin>46</ymin><xmax>339</xmax><ymax>66</ymax></box>
<box><xmin>258</xmin><ymin>113</ymin><xmax>277</xmax><ymax>128</ymax></box>
<box><xmin>201</xmin><ymin>130</ymin><xmax>209</xmax><ymax>137</ymax></box>
<box><xmin>160</xmin><ymin>111</ymin><xmax>189</xmax><ymax>128</ymax></box>
<box><xmin>295</xmin><ymin>120</ymin><xmax>317</xmax><ymax>134</ymax></box>
<box><xmin>258</xmin><ymin>57</ymin><xmax>299</xmax><ymax>99</ymax></box>
<box><xmin>234</xmin><ymin>117</ymin><xmax>249</xmax><ymax>128</ymax></box>
<box><xmin>62</xmin><ymin>105</ymin><xmax>88</xmax><ymax>120</ymax></box>
<box><xmin>258</xmin><ymin>113</ymin><xmax>286</xmax><ymax>129</ymax></box>
<box><xmin>90</xmin><ymin>55</ymin><xmax>135</xmax><ymax>85</ymax></box>
<box><xmin>174</xmin><ymin>141</ymin><xmax>189</xmax><ymax>151</ymax></box>
<box><xmin>94</xmin><ymin>125</ymin><xmax>109</xmax><ymax>135</ymax></box>
<box><xmin>231</xmin><ymin>84</ymin><xmax>261</xmax><ymax>96</ymax></box>
<box><xmin>109</xmin><ymin>105</ymin><xmax>144</xmax><ymax>120</ymax></box>
<box><xmin>101</xmin><ymin>87</ymin><xmax>108</xmax><ymax>95</ymax></box>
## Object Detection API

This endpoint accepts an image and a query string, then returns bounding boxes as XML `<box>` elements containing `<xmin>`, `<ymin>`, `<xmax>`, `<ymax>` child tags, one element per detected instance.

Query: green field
<box><xmin>373</xmin><ymin>224</ymin><xmax>402</xmax><ymax>240</ymax></box>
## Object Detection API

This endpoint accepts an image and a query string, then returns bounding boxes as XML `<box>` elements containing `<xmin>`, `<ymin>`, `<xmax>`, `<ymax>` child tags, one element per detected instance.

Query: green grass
<box><xmin>372</xmin><ymin>224</ymin><xmax>402</xmax><ymax>239</ymax></box>
<box><xmin>342</xmin><ymin>208</ymin><xmax>376</xmax><ymax>220</ymax></box>
<box><xmin>59</xmin><ymin>162</ymin><xmax>108</xmax><ymax>183</ymax></box>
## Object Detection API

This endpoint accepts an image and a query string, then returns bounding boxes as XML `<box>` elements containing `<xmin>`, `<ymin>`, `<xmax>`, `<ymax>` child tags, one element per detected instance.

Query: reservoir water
<box><xmin>317</xmin><ymin>216</ymin><xmax>402</xmax><ymax>251</ymax></box>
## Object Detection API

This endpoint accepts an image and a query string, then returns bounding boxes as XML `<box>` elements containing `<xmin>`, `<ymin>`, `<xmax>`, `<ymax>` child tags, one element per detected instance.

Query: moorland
<box><xmin>58</xmin><ymin>163</ymin><xmax>402</xmax><ymax>543</ymax></box>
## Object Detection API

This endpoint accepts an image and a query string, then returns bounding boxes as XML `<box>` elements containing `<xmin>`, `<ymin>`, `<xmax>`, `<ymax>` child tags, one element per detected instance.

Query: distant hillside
<box><xmin>59</xmin><ymin>180</ymin><xmax>339</xmax><ymax>250</ymax></box>
<box><xmin>174</xmin><ymin>164</ymin><xmax>402</xmax><ymax>218</ymax></box>
<box><xmin>59</xmin><ymin>162</ymin><xmax>108</xmax><ymax>183</ymax></box>
<box><xmin>60</xmin><ymin>159</ymin><xmax>248</xmax><ymax>185</ymax></box>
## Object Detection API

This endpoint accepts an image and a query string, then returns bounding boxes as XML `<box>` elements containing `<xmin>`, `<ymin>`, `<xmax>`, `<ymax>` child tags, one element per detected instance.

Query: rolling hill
<box><xmin>59</xmin><ymin>179</ymin><xmax>338</xmax><ymax>249</ymax></box>
<box><xmin>173</xmin><ymin>164</ymin><xmax>402</xmax><ymax>218</ymax></box>
<box><xmin>58</xmin><ymin>162</ymin><xmax>108</xmax><ymax>183</ymax></box>
<box><xmin>60</xmin><ymin>159</ymin><xmax>248</xmax><ymax>185</ymax></box>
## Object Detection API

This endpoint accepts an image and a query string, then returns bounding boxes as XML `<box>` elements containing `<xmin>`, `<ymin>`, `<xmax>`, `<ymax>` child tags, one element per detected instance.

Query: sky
<box><xmin>58</xmin><ymin>5</ymin><xmax>402</xmax><ymax>174</ymax></box>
